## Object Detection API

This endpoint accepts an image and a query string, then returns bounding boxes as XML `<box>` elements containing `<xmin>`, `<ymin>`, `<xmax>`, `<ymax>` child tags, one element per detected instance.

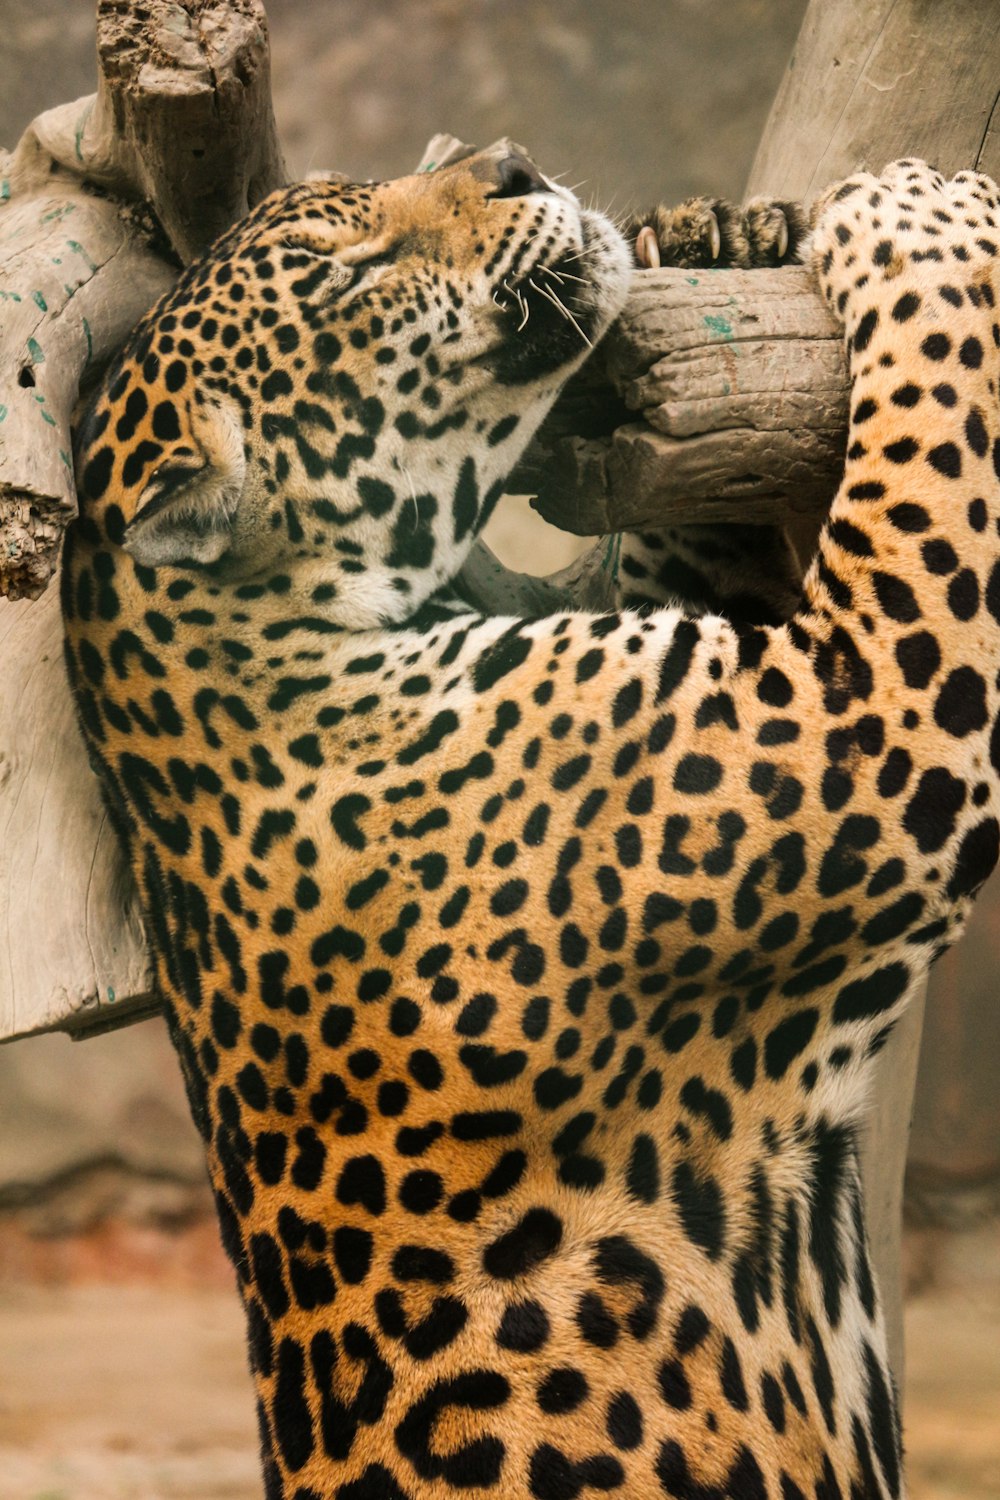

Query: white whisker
<box><xmin>504</xmin><ymin>279</ymin><xmax>530</xmax><ymax>332</ymax></box>
<box><xmin>529</xmin><ymin>277</ymin><xmax>593</xmax><ymax>349</ymax></box>
<box><xmin>540</xmin><ymin>266</ymin><xmax>589</xmax><ymax>286</ymax></box>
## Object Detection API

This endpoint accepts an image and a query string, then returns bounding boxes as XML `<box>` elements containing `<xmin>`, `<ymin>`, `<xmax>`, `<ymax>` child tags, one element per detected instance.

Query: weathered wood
<box><xmin>0</xmin><ymin>149</ymin><xmax>175</xmax><ymax>599</ymax></box>
<box><xmin>0</xmin><ymin>0</ymin><xmax>287</xmax><ymax>603</ymax></box>
<box><xmin>0</xmin><ymin>0</ymin><xmax>289</xmax><ymax>1037</ymax></box>
<box><xmin>0</xmin><ymin>586</ymin><xmax>155</xmax><ymax>1040</ymax></box>
<box><xmin>522</xmin><ymin>265</ymin><xmax>847</xmax><ymax>535</ymax></box>
<box><xmin>87</xmin><ymin>0</ymin><xmax>287</xmax><ymax>264</ymax></box>
<box><xmin>747</xmin><ymin>0</ymin><xmax>1000</xmax><ymax>199</ymax></box>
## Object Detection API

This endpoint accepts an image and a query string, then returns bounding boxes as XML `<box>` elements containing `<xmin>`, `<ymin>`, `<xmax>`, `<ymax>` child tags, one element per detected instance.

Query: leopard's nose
<box><xmin>453</xmin><ymin>140</ymin><xmax>553</xmax><ymax>199</ymax></box>
<box><xmin>491</xmin><ymin>152</ymin><xmax>550</xmax><ymax>199</ymax></box>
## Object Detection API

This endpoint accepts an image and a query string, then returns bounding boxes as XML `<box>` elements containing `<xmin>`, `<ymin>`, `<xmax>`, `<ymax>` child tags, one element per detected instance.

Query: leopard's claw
<box><xmin>634</xmin><ymin>224</ymin><xmax>661</xmax><ymax>270</ymax></box>
<box><xmin>741</xmin><ymin>197</ymin><xmax>808</xmax><ymax>266</ymax></box>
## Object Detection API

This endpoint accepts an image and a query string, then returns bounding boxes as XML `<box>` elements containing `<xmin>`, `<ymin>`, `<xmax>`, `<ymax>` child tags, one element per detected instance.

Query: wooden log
<box><xmin>522</xmin><ymin>266</ymin><xmax>847</xmax><ymax>536</ymax></box>
<box><xmin>0</xmin><ymin>588</ymin><xmax>156</xmax><ymax>1039</ymax></box>
<box><xmin>0</xmin><ymin>146</ymin><xmax>175</xmax><ymax>600</ymax></box>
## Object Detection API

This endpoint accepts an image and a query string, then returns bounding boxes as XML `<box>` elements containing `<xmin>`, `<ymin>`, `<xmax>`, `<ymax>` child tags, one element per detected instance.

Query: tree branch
<box><xmin>522</xmin><ymin>265</ymin><xmax>847</xmax><ymax>536</ymax></box>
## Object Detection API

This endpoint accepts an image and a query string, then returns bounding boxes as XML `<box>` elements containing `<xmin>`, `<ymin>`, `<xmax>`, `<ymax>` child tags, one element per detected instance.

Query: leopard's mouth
<box><xmin>486</xmin><ymin>209</ymin><xmax>631</xmax><ymax>385</ymax></box>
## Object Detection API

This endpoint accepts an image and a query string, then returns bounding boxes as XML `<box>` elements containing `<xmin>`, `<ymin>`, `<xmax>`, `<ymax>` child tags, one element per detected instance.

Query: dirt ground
<box><xmin>0</xmin><ymin>1218</ymin><xmax>995</xmax><ymax>1500</ymax></box>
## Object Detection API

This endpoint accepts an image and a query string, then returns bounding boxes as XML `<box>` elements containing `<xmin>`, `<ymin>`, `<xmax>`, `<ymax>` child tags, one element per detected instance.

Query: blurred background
<box><xmin>0</xmin><ymin>1</ymin><xmax>997</xmax><ymax>1496</ymax></box>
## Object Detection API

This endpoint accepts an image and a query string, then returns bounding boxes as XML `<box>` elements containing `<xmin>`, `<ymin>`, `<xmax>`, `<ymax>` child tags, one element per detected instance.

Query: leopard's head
<box><xmin>74</xmin><ymin>146</ymin><xmax>630</xmax><ymax>625</ymax></box>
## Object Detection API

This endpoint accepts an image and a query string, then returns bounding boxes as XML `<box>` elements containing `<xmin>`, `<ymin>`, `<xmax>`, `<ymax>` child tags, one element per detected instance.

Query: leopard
<box><xmin>61</xmin><ymin>147</ymin><xmax>1000</xmax><ymax>1500</ymax></box>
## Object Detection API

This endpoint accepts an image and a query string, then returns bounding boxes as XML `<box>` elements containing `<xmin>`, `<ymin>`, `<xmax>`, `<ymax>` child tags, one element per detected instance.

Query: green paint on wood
<box><xmin>26</xmin><ymin>337</ymin><xmax>45</xmax><ymax>364</ymax></box>
<box><xmin>60</xmin><ymin>449</ymin><xmax>72</xmax><ymax>470</ymax></box>
<box><xmin>74</xmin><ymin>100</ymin><xmax>94</xmax><ymax>164</ymax></box>
<box><xmin>35</xmin><ymin>396</ymin><xmax>56</xmax><ymax>428</ymax></box>
<box><xmin>67</xmin><ymin>239</ymin><xmax>97</xmax><ymax>272</ymax></box>
<box><xmin>32</xmin><ymin>291</ymin><xmax>48</xmax><ymax>312</ymax></box>
<box><xmin>703</xmin><ymin>313</ymin><xmax>734</xmax><ymax>339</ymax></box>
<box><xmin>82</xmin><ymin>317</ymin><xmax>93</xmax><ymax>365</ymax></box>
<box><xmin>42</xmin><ymin>203</ymin><xmax>75</xmax><ymax>224</ymax></box>
<box><xmin>0</xmin><ymin>290</ymin><xmax>23</xmax><ymax>302</ymax></box>
<box><xmin>686</xmin><ymin>276</ymin><xmax>700</xmax><ymax>285</ymax></box>
<box><xmin>0</xmin><ymin>406</ymin><xmax>8</xmax><ymax>423</ymax></box>
<box><xmin>0</xmin><ymin>179</ymin><xmax>9</xmax><ymax>201</ymax></box>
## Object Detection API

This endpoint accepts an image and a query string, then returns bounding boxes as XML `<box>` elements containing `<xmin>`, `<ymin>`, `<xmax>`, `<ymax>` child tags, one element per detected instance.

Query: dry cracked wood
<box><xmin>0</xmin><ymin>154</ymin><xmax>175</xmax><ymax>600</ymax></box>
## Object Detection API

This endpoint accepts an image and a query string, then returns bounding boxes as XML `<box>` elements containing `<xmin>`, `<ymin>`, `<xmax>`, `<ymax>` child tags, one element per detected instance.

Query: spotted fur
<box><xmin>63</xmin><ymin>153</ymin><xmax>1000</xmax><ymax>1499</ymax></box>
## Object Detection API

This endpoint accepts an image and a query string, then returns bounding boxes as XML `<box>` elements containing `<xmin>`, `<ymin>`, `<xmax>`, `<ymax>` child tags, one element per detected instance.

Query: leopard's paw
<box><xmin>741</xmin><ymin>197</ymin><xmax>809</xmax><ymax>267</ymax></box>
<box><xmin>628</xmin><ymin>195</ymin><xmax>806</xmax><ymax>270</ymax></box>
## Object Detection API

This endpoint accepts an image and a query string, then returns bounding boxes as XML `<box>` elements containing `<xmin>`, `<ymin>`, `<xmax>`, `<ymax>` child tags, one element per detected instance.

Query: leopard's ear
<box><xmin>122</xmin><ymin>405</ymin><xmax>246</xmax><ymax>568</ymax></box>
